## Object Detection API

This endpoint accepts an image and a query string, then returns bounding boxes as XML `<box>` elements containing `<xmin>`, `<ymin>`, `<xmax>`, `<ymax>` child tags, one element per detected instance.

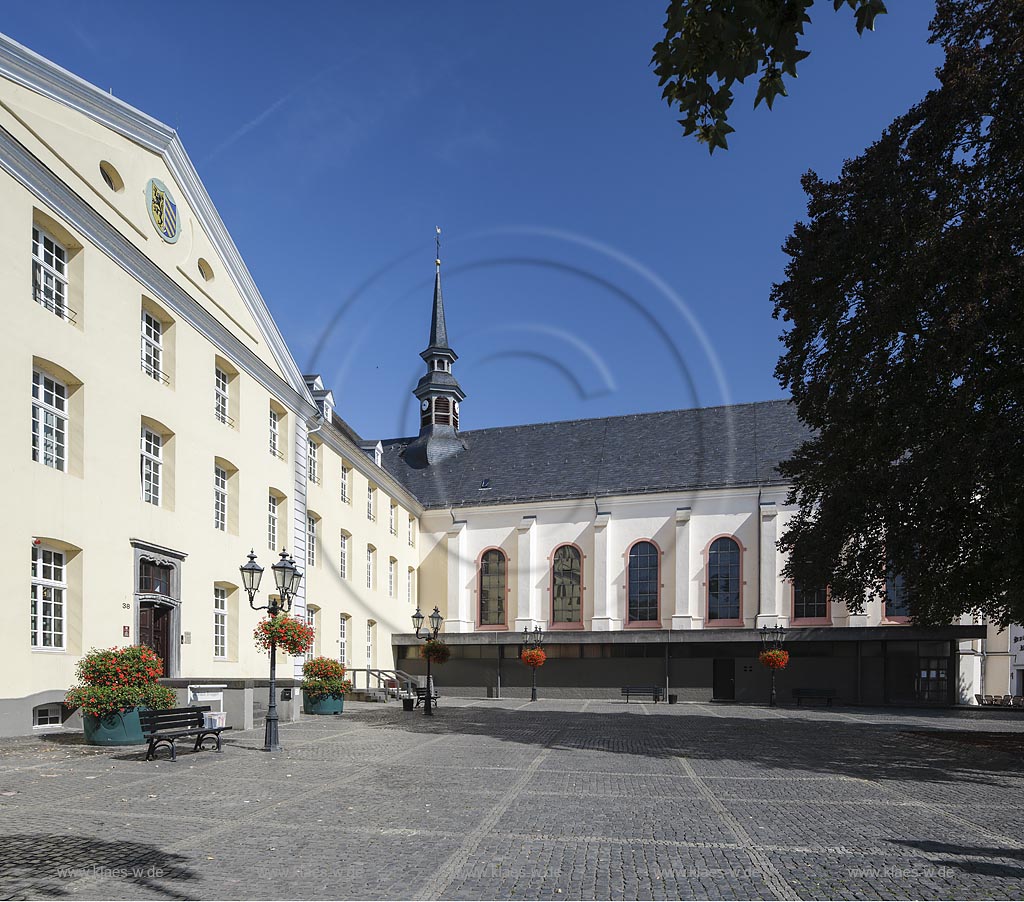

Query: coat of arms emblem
<box><xmin>145</xmin><ymin>178</ymin><xmax>180</xmax><ymax>243</ymax></box>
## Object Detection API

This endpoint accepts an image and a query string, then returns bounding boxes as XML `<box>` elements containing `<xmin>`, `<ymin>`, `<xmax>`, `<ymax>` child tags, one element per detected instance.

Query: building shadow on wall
<box><xmin>0</xmin><ymin>833</ymin><xmax>197</xmax><ymax>900</ymax></box>
<box><xmin>353</xmin><ymin>706</ymin><xmax>1024</xmax><ymax>789</ymax></box>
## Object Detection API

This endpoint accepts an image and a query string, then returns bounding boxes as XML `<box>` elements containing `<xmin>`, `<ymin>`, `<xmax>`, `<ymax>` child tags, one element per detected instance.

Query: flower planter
<box><xmin>303</xmin><ymin>690</ymin><xmax>345</xmax><ymax>715</ymax></box>
<box><xmin>82</xmin><ymin>708</ymin><xmax>146</xmax><ymax>745</ymax></box>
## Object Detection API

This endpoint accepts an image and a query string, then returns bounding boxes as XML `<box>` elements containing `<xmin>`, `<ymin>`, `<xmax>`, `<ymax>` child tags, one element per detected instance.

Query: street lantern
<box><xmin>412</xmin><ymin>606</ymin><xmax>443</xmax><ymax>715</ymax></box>
<box><xmin>759</xmin><ymin>624</ymin><xmax>788</xmax><ymax>708</ymax></box>
<box><xmin>240</xmin><ymin>549</ymin><xmax>303</xmax><ymax>751</ymax></box>
<box><xmin>522</xmin><ymin>625</ymin><xmax>545</xmax><ymax>702</ymax></box>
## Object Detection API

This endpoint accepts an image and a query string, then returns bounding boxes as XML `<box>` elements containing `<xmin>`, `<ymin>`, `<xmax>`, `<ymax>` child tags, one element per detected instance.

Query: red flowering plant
<box><xmin>65</xmin><ymin>645</ymin><xmax>176</xmax><ymax>717</ymax></box>
<box><xmin>521</xmin><ymin>647</ymin><xmax>547</xmax><ymax>669</ymax></box>
<box><xmin>759</xmin><ymin>649</ymin><xmax>790</xmax><ymax>670</ymax></box>
<box><xmin>422</xmin><ymin>639</ymin><xmax>451</xmax><ymax>664</ymax></box>
<box><xmin>301</xmin><ymin>656</ymin><xmax>353</xmax><ymax>701</ymax></box>
<box><xmin>254</xmin><ymin>614</ymin><xmax>315</xmax><ymax>656</ymax></box>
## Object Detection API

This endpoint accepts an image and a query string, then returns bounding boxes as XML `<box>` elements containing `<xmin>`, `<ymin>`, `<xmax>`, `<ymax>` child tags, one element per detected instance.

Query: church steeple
<box><xmin>406</xmin><ymin>228</ymin><xmax>466</xmax><ymax>468</ymax></box>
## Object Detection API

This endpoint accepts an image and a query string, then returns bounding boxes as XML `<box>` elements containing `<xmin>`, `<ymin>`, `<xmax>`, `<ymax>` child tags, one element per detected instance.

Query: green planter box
<box><xmin>303</xmin><ymin>691</ymin><xmax>345</xmax><ymax>715</ymax></box>
<box><xmin>82</xmin><ymin>708</ymin><xmax>146</xmax><ymax>745</ymax></box>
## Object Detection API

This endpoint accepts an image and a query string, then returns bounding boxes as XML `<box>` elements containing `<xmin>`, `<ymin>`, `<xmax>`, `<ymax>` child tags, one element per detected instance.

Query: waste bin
<box><xmin>402</xmin><ymin>698</ymin><xmax>415</xmax><ymax>712</ymax></box>
<box><xmin>668</xmin><ymin>694</ymin><xmax>678</xmax><ymax>705</ymax></box>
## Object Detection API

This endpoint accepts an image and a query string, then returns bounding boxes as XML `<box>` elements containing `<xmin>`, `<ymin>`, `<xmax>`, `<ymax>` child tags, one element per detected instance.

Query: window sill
<box><xmin>625</xmin><ymin>620</ymin><xmax>661</xmax><ymax>629</ymax></box>
<box><xmin>31</xmin><ymin>647</ymin><xmax>67</xmax><ymax>654</ymax></box>
<box><xmin>549</xmin><ymin>622</ymin><xmax>584</xmax><ymax>630</ymax></box>
<box><xmin>476</xmin><ymin>623</ymin><xmax>508</xmax><ymax>631</ymax></box>
<box><xmin>706</xmin><ymin>619</ymin><xmax>745</xmax><ymax>628</ymax></box>
<box><xmin>791</xmin><ymin>618</ymin><xmax>832</xmax><ymax>626</ymax></box>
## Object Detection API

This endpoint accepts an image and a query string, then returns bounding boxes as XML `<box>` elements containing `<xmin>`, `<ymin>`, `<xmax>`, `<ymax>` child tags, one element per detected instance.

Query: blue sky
<box><xmin>4</xmin><ymin>3</ymin><xmax>942</xmax><ymax>440</ymax></box>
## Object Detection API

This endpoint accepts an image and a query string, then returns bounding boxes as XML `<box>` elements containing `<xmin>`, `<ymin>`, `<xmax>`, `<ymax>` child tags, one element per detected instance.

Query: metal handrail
<box><xmin>346</xmin><ymin>668</ymin><xmax>421</xmax><ymax>697</ymax></box>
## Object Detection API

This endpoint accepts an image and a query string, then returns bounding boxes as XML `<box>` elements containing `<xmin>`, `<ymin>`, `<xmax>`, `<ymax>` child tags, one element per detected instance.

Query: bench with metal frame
<box><xmin>621</xmin><ymin>686</ymin><xmax>664</xmax><ymax>703</ymax></box>
<box><xmin>792</xmin><ymin>688</ymin><xmax>838</xmax><ymax>707</ymax></box>
<box><xmin>139</xmin><ymin>705</ymin><xmax>232</xmax><ymax>761</ymax></box>
<box><xmin>415</xmin><ymin>686</ymin><xmax>439</xmax><ymax>708</ymax></box>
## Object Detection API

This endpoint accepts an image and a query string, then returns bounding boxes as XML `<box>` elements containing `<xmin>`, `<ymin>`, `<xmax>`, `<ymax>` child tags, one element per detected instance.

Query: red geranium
<box><xmin>759</xmin><ymin>649</ymin><xmax>790</xmax><ymax>670</ymax></box>
<box><xmin>521</xmin><ymin>648</ymin><xmax>547</xmax><ymax>669</ymax></box>
<box><xmin>254</xmin><ymin>614</ymin><xmax>315</xmax><ymax>656</ymax></box>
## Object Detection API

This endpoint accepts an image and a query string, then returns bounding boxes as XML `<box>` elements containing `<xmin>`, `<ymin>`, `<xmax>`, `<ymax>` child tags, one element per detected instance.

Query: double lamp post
<box><xmin>411</xmin><ymin>605</ymin><xmax>443</xmax><ymax>715</ymax></box>
<box><xmin>240</xmin><ymin>549</ymin><xmax>304</xmax><ymax>752</ymax></box>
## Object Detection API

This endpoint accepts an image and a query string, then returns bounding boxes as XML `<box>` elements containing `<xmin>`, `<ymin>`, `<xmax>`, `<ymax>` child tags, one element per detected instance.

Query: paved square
<box><xmin>2</xmin><ymin>700</ymin><xmax>1023</xmax><ymax>900</ymax></box>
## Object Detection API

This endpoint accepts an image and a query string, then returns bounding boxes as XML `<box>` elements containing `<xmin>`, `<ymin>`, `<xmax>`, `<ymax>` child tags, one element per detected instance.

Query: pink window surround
<box><xmin>475</xmin><ymin>546</ymin><xmax>510</xmax><ymax>630</ymax></box>
<box><xmin>704</xmin><ymin>534</ymin><xmax>745</xmax><ymax>626</ymax></box>
<box><xmin>548</xmin><ymin>542</ymin><xmax>585</xmax><ymax>629</ymax></box>
<box><xmin>625</xmin><ymin>539</ymin><xmax>662</xmax><ymax>628</ymax></box>
<box><xmin>790</xmin><ymin>581</ymin><xmax>832</xmax><ymax>626</ymax></box>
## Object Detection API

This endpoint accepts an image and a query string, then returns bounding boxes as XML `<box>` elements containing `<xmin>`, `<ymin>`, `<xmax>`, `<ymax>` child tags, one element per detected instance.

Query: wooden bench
<box><xmin>621</xmin><ymin>686</ymin><xmax>664</xmax><ymax>704</ymax></box>
<box><xmin>415</xmin><ymin>686</ymin><xmax>438</xmax><ymax>708</ymax></box>
<box><xmin>792</xmin><ymin>688</ymin><xmax>838</xmax><ymax>707</ymax></box>
<box><xmin>139</xmin><ymin>706</ymin><xmax>232</xmax><ymax>762</ymax></box>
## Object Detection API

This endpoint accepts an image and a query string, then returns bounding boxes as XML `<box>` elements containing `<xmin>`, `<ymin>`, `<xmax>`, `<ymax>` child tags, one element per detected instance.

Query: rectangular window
<box><xmin>389</xmin><ymin>504</ymin><xmax>397</xmax><ymax>535</ymax></box>
<box><xmin>408</xmin><ymin>568</ymin><xmax>414</xmax><ymax>605</ymax></box>
<box><xmin>141</xmin><ymin>310</ymin><xmax>164</xmax><ymax>382</ymax></box>
<box><xmin>33</xmin><ymin>705</ymin><xmax>62</xmax><ymax>727</ymax></box>
<box><xmin>307</xmin><ymin>438</ymin><xmax>319</xmax><ymax>484</ymax></box>
<box><xmin>213</xmin><ymin>587</ymin><xmax>227</xmax><ymax>659</ymax></box>
<box><xmin>214</xmin><ymin>465</ymin><xmax>227</xmax><ymax>531</ymax></box>
<box><xmin>141</xmin><ymin>428</ymin><xmax>162</xmax><ymax>506</ymax></box>
<box><xmin>793</xmin><ymin>584</ymin><xmax>828</xmax><ymax>620</ymax></box>
<box><xmin>367</xmin><ymin>484</ymin><xmax>375</xmax><ymax>521</ymax></box>
<box><xmin>307</xmin><ymin>515</ymin><xmax>317</xmax><ymax>566</ymax></box>
<box><xmin>339</xmin><ymin>533</ymin><xmax>348</xmax><ymax>579</ymax></box>
<box><xmin>31</xmin><ymin>545</ymin><xmax>65</xmax><ymax>649</ymax></box>
<box><xmin>340</xmin><ymin>464</ymin><xmax>350</xmax><ymax>503</ymax></box>
<box><xmin>388</xmin><ymin>558</ymin><xmax>395</xmax><ymax>597</ymax></box>
<box><xmin>138</xmin><ymin>560</ymin><xmax>173</xmax><ymax>595</ymax></box>
<box><xmin>214</xmin><ymin>367</ymin><xmax>230</xmax><ymax>424</ymax></box>
<box><xmin>31</xmin><ymin>226</ymin><xmax>69</xmax><ymax>320</ymax></box>
<box><xmin>339</xmin><ymin>615</ymin><xmax>347</xmax><ymax>666</ymax></box>
<box><xmin>408</xmin><ymin>517</ymin><xmax>416</xmax><ymax>547</ymax></box>
<box><xmin>366</xmin><ymin>621</ymin><xmax>374</xmax><ymax>667</ymax></box>
<box><xmin>31</xmin><ymin>369</ymin><xmax>67</xmax><ymax>471</ymax></box>
<box><xmin>305</xmin><ymin>608</ymin><xmax>316</xmax><ymax>661</ymax></box>
<box><xmin>268</xmin><ymin>494</ymin><xmax>278</xmax><ymax>550</ymax></box>
<box><xmin>366</xmin><ymin>547</ymin><xmax>375</xmax><ymax>589</ymax></box>
<box><xmin>886</xmin><ymin>574</ymin><xmax>911</xmax><ymax>619</ymax></box>
<box><xmin>269</xmin><ymin>408</ymin><xmax>281</xmax><ymax>458</ymax></box>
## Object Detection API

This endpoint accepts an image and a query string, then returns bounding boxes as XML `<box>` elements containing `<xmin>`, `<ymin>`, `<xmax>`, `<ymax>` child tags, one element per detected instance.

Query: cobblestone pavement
<box><xmin>2</xmin><ymin>700</ymin><xmax>1024</xmax><ymax>900</ymax></box>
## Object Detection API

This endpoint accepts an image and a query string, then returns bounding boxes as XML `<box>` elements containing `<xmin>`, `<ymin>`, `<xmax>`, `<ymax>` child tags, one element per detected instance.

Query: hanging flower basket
<box><xmin>422</xmin><ymin>639</ymin><xmax>451</xmax><ymax>664</ymax></box>
<box><xmin>521</xmin><ymin>648</ymin><xmax>547</xmax><ymax>669</ymax></box>
<box><xmin>759</xmin><ymin>649</ymin><xmax>790</xmax><ymax>670</ymax></box>
<box><xmin>254</xmin><ymin>614</ymin><xmax>315</xmax><ymax>656</ymax></box>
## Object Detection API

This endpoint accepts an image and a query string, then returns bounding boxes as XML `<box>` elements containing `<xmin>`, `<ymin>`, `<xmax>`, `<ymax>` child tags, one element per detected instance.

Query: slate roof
<box><xmin>379</xmin><ymin>399</ymin><xmax>809</xmax><ymax>510</ymax></box>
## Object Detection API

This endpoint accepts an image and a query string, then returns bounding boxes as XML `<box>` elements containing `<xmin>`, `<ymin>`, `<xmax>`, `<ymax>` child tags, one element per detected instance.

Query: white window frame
<box><xmin>389</xmin><ymin>504</ymin><xmax>396</xmax><ymax>535</ymax></box>
<box><xmin>366</xmin><ymin>620</ymin><xmax>375</xmax><ymax>668</ymax></box>
<box><xmin>408</xmin><ymin>567</ymin><xmax>415</xmax><ymax>605</ymax></box>
<box><xmin>32</xmin><ymin>369</ymin><xmax>68</xmax><ymax>472</ymax></box>
<box><xmin>141</xmin><ymin>310</ymin><xmax>165</xmax><ymax>382</ymax></box>
<box><xmin>269</xmin><ymin>408</ymin><xmax>281</xmax><ymax>459</ymax></box>
<box><xmin>214</xmin><ymin>367</ymin><xmax>230</xmax><ymax>425</ymax></box>
<box><xmin>307</xmin><ymin>515</ymin><xmax>317</xmax><ymax>566</ymax></box>
<box><xmin>388</xmin><ymin>558</ymin><xmax>396</xmax><ymax>598</ymax></box>
<box><xmin>31</xmin><ymin>545</ymin><xmax>66</xmax><ymax>650</ymax></box>
<box><xmin>408</xmin><ymin>516</ymin><xmax>416</xmax><ymax>548</ymax></box>
<box><xmin>339</xmin><ymin>615</ymin><xmax>348</xmax><ymax>667</ymax></box>
<box><xmin>339</xmin><ymin>533</ymin><xmax>348</xmax><ymax>580</ymax></box>
<box><xmin>268</xmin><ymin>493</ymin><xmax>278</xmax><ymax>551</ymax></box>
<box><xmin>33</xmin><ymin>704</ymin><xmax>63</xmax><ymax>727</ymax></box>
<box><xmin>214</xmin><ymin>465</ymin><xmax>228</xmax><ymax>531</ymax></box>
<box><xmin>305</xmin><ymin>607</ymin><xmax>317</xmax><ymax>661</ymax></box>
<box><xmin>141</xmin><ymin>427</ymin><xmax>162</xmax><ymax>506</ymax></box>
<box><xmin>340</xmin><ymin>464</ymin><xmax>350</xmax><ymax>503</ymax></box>
<box><xmin>308</xmin><ymin>438</ymin><xmax>319</xmax><ymax>484</ymax></box>
<box><xmin>366</xmin><ymin>546</ymin><xmax>375</xmax><ymax>590</ymax></box>
<box><xmin>213</xmin><ymin>587</ymin><xmax>227</xmax><ymax>659</ymax></box>
<box><xmin>367</xmin><ymin>484</ymin><xmax>375</xmax><ymax>521</ymax></box>
<box><xmin>32</xmin><ymin>226</ymin><xmax>69</xmax><ymax>320</ymax></box>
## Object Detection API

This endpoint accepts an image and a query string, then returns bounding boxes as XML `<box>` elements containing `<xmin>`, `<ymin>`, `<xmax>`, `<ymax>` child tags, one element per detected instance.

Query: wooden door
<box><xmin>138</xmin><ymin>604</ymin><xmax>169</xmax><ymax>675</ymax></box>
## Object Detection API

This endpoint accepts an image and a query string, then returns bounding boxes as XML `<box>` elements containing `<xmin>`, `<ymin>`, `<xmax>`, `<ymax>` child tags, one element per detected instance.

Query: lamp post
<box><xmin>412</xmin><ymin>606</ymin><xmax>443</xmax><ymax>716</ymax></box>
<box><xmin>759</xmin><ymin>624</ymin><xmax>787</xmax><ymax>708</ymax></box>
<box><xmin>522</xmin><ymin>625</ymin><xmax>545</xmax><ymax>702</ymax></box>
<box><xmin>241</xmin><ymin>549</ymin><xmax>304</xmax><ymax>751</ymax></box>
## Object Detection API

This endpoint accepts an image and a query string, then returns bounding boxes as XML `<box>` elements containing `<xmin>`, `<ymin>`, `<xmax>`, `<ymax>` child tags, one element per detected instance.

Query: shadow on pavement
<box><xmin>0</xmin><ymin>833</ymin><xmax>197</xmax><ymax>900</ymax></box>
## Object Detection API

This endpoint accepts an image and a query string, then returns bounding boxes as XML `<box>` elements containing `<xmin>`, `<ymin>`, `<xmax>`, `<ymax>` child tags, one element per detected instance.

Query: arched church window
<box><xmin>707</xmin><ymin>536</ymin><xmax>741</xmax><ymax>621</ymax></box>
<box><xmin>551</xmin><ymin>545</ymin><xmax>582</xmax><ymax>624</ymax></box>
<box><xmin>478</xmin><ymin>548</ymin><xmax>506</xmax><ymax>627</ymax></box>
<box><xmin>627</xmin><ymin>541</ymin><xmax>659</xmax><ymax>623</ymax></box>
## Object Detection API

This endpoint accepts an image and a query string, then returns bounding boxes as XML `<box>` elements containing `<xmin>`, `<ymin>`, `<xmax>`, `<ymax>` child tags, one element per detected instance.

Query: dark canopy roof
<box><xmin>379</xmin><ymin>399</ymin><xmax>808</xmax><ymax>509</ymax></box>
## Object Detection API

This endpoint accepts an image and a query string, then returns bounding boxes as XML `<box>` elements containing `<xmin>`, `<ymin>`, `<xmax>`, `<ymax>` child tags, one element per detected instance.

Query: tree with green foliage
<box><xmin>653</xmin><ymin>0</ymin><xmax>888</xmax><ymax>151</ymax></box>
<box><xmin>771</xmin><ymin>0</ymin><xmax>1024</xmax><ymax>627</ymax></box>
